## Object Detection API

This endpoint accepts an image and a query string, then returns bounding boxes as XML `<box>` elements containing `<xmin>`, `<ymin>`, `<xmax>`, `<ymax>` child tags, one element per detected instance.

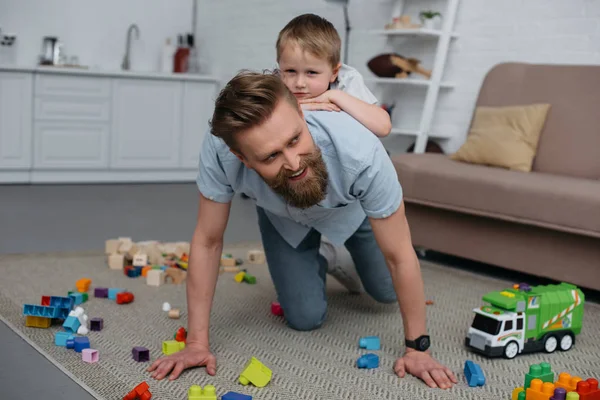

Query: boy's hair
<box><xmin>210</xmin><ymin>70</ymin><xmax>300</xmax><ymax>151</ymax></box>
<box><xmin>276</xmin><ymin>13</ymin><xmax>341</xmax><ymax>68</ymax></box>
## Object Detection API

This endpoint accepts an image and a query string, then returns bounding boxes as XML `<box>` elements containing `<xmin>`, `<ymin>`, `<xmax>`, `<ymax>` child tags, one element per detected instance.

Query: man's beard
<box><xmin>265</xmin><ymin>148</ymin><xmax>328</xmax><ymax>209</ymax></box>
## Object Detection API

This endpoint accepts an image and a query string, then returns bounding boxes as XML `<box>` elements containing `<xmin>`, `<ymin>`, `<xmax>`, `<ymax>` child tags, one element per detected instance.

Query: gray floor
<box><xmin>0</xmin><ymin>183</ymin><xmax>261</xmax><ymax>400</ymax></box>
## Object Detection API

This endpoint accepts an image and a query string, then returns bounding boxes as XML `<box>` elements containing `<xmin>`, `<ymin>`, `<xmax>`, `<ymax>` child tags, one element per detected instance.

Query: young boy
<box><xmin>275</xmin><ymin>13</ymin><xmax>392</xmax><ymax>138</ymax></box>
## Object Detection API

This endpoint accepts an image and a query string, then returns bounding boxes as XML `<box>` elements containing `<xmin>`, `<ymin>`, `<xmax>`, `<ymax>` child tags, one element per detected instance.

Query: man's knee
<box><xmin>365</xmin><ymin>282</ymin><xmax>397</xmax><ymax>304</ymax></box>
<box><xmin>283</xmin><ymin>303</ymin><xmax>326</xmax><ymax>331</ymax></box>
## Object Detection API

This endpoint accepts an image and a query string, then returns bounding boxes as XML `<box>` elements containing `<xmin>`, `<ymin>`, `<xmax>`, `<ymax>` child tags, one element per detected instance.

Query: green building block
<box><xmin>188</xmin><ymin>384</ymin><xmax>216</xmax><ymax>400</ymax></box>
<box><xmin>239</xmin><ymin>356</ymin><xmax>272</xmax><ymax>387</ymax></box>
<box><xmin>524</xmin><ymin>362</ymin><xmax>553</xmax><ymax>389</ymax></box>
<box><xmin>518</xmin><ymin>390</ymin><xmax>526</xmax><ymax>400</ymax></box>
<box><xmin>243</xmin><ymin>273</ymin><xmax>256</xmax><ymax>284</ymax></box>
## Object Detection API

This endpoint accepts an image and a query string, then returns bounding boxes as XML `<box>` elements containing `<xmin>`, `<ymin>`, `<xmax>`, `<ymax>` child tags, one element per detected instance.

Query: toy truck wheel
<box><xmin>503</xmin><ymin>341</ymin><xmax>519</xmax><ymax>359</ymax></box>
<box><xmin>543</xmin><ymin>335</ymin><xmax>558</xmax><ymax>353</ymax></box>
<box><xmin>559</xmin><ymin>333</ymin><xmax>573</xmax><ymax>351</ymax></box>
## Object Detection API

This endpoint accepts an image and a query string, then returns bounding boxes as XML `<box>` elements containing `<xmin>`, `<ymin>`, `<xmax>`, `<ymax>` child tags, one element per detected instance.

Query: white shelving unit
<box><xmin>361</xmin><ymin>0</ymin><xmax>461</xmax><ymax>153</ymax></box>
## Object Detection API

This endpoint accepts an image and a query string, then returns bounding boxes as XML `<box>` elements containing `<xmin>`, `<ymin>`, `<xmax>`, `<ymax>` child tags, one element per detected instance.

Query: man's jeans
<box><xmin>256</xmin><ymin>206</ymin><xmax>397</xmax><ymax>331</ymax></box>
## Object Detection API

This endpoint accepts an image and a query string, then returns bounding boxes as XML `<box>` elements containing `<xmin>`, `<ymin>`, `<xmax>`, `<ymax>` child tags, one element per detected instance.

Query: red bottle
<box><xmin>173</xmin><ymin>34</ymin><xmax>189</xmax><ymax>73</ymax></box>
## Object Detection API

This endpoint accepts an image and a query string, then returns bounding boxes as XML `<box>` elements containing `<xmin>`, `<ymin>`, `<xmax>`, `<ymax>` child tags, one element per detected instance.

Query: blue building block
<box><xmin>357</xmin><ymin>353</ymin><xmax>379</xmax><ymax>369</ymax></box>
<box><xmin>66</xmin><ymin>338</ymin><xmax>75</xmax><ymax>349</ymax></box>
<box><xmin>160</xmin><ymin>265</ymin><xmax>168</xmax><ymax>271</ymax></box>
<box><xmin>55</xmin><ymin>331</ymin><xmax>74</xmax><ymax>346</ymax></box>
<box><xmin>222</xmin><ymin>392</ymin><xmax>253</xmax><ymax>400</ymax></box>
<box><xmin>73</xmin><ymin>337</ymin><xmax>90</xmax><ymax>353</ymax></box>
<box><xmin>23</xmin><ymin>304</ymin><xmax>59</xmax><ymax>318</ymax></box>
<box><xmin>126</xmin><ymin>268</ymin><xmax>140</xmax><ymax>278</ymax></box>
<box><xmin>62</xmin><ymin>316</ymin><xmax>81</xmax><ymax>333</ymax></box>
<box><xmin>358</xmin><ymin>336</ymin><xmax>381</xmax><ymax>350</ymax></box>
<box><xmin>108</xmin><ymin>288</ymin><xmax>125</xmax><ymax>300</ymax></box>
<box><xmin>464</xmin><ymin>360</ymin><xmax>485</xmax><ymax>387</ymax></box>
<box><xmin>49</xmin><ymin>296</ymin><xmax>74</xmax><ymax>310</ymax></box>
<box><xmin>69</xmin><ymin>292</ymin><xmax>84</xmax><ymax>305</ymax></box>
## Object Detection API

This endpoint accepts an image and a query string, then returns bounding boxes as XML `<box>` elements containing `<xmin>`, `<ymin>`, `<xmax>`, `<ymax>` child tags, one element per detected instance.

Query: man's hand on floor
<box><xmin>394</xmin><ymin>350</ymin><xmax>458</xmax><ymax>389</ymax></box>
<box><xmin>147</xmin><ymin>342</ymin><xmax>216</xmax><ymax>380</ymax></box>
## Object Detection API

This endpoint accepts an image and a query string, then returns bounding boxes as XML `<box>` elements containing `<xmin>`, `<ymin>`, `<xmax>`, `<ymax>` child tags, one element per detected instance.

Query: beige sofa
<box><xmin>392</xmin><ymin>62</ymin><xmax>600</xmax><ymax>292</ymax></box>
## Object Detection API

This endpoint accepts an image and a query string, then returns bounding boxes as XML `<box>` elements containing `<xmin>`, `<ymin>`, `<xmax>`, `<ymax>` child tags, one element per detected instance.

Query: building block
<box><xmin>54</xmin><ymin>331</ymin><xmax>73</xmax><ymax>346</ymax></box>
<box><xmin>221</xmin><ymin>254</ymin><xmax>237</xmax><ymax>267</ymax></box>
<box><xmin>133</xmin><ymin>346</ymin><xmax>150</xmax><ymax>362</ymax></box>
<box><xmin>49</xmin><ymin>295</ymin><xmax>74</xmax><ymax>310</ymax></box>
<box><xmin>526</xmin><ymin>362</ymin><xmax>554</xmax><ymax>390</ymax></box>
<box><xmin>82</xmin><ymin>348</ymin><xmax>99</xmax><ymax>363</ymax></box>
<box><xmin>567</xmin><ymin>393</ymin><xmax>581</xmax><ymax>400</ymax></box>
<box><xmin>63</xmin><ymin>316</ymin><xmax>81</xmax><ymax>333</ymax></box>
<box><xmin>125</xmin><ymin>265</ymin><xmax>141</xmax><ymax>278</ymax></box>
<box><xmin>123</xmin><ymin>381</ymin><xmax>152</xmax><ymax>400</ymax></box>
<box><xmin>464</xmin><ymin>360</ymin><xmax>485</xmax><ymax>387</ymax></box>
<box><xmin>25</xmin><ymin>315</ymin><xmax>52</xmax><ymax>328</ymax></box>
<box><xmin>577</xmin><ymin>378</ymin><xmax>600</xmax><ymax>400</ymax></box>
<box><xmin>527</xmin><ymin>378</ymin><xmax>556</xmax><ymax>400</ymax></box>
<box><xmin>94</xmin><ymin>287</ymin><xmax>109</xmax><ymax>298</ymax></box>
<box><xmin>41</xmin><ymin>295</ymin><xmax>51</xmax><ymax>306</ymax></box>
<box><xmin>69</xmin><ymin>292</ymin><xmax>84</xmax><ymax>305</ymax></box>
<box><xmin>512</xmin><ymin>387</ymin><xmax>524</xmax><ymax>400</ymax></box>
<box><xmin>108</xmin><ymin>253</ymin><xmax>126</xmax><ymax>270</ymax></box>
<box><xmin>239</xmin><ymin>356</ymin><xmax>272</xmax><ymax>387</ymax></box>
<box><xmin>162</xmin><ymin>302</ymin><xmax>171</xmax><ymax>312</ymax></box>
<box><xmin>222</xmin><ymin>392</ymin><xmax>252</xmax><ymax>400</ymax></box>
<box><xmin>146</xmin><ymin>270</ymin><xmax>165</xmax><ymax>287</ymax></box>
<box><xmin>242</xmin><ymin>273</ymin><xmax>256</xmax><ymax>284</ymax></box>
<box><xmin>133</xmin><ymin>253</ymin><xmax>148</xmax><ymax>267</ymax></box>
<box><xmin>73</xmin><ymin>337</ymin><xmax>91</xmax><ymax>352</ymax></box>
<box><xmin>358</xmin><ymin>336</ymin><xmax>380</xmax><ymax>350</ymax></box>
<box><xmin>168</xmin><ymin>309</ymin><xmax>181</xmax><ymax>319</ymax></box>
<box><xmin>108</xmin><ymin>288</ymin><xmax>125</xmax><ymax>300</ymax></box>
<box><xmin>556</xmin><ymin>372</ymin><xmax>584</xmax><ymax>392</ymax></box>
<box><xmin>90</xmin><ymin>317</ymin><xmax>104</xmax><ymax>331</ymax></box>
<box><xmin>164</xmin><ymin>267</ymin><xmax>187</xmax><ymax>284</ymax></box>
<box><xmin>142</xmin><ymin>266</ymin><xmax>152</xmax><ymax>277</ymax></box>
<box><xmin>76</xmin><ymin>278</ymin><xmax>92</xmax><ymax>293</ymax></box>
<box><xmin>357</xmin><ymin>353</ymin><xmax>379</xmax><ymax>369</ymax></box>
<box><xmin>188</xmin><ymin>384</ymin><xmax>217</xmax><ymax>400</ymax></box>
<box><xmin>116</xmin><ymin>291</ymin><xmax>134</xmax><ymax>304</ymax></box>
<box><xmin>234</xmin><ymin>271</ymin><xmax>246</xmax><ymax>283</ymax></box>
<box><xmin>174</xmin><ymin>327</ymin><xmax>187</xmax><ymax>343</ymax></box>
<box><xmin>23</xmin><ymin>304</ymin><xmax>57</xmax><ymax>318</ymax></box>
<box><xmin>162</xmin><ymin>340</ymin><xmax>185</xmax><ymax>355</ymax></box>
<box><xmin>271</xmin><ymin>302</ymin><xmax>284</xmax><ymax>317</ymax></box>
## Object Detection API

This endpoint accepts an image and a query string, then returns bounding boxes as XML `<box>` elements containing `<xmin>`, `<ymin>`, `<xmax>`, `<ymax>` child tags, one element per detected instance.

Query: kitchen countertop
<box><xmin>0</xmin><ymin>64</ymin><xmax>221</xmax><ymax>83</ymax></box>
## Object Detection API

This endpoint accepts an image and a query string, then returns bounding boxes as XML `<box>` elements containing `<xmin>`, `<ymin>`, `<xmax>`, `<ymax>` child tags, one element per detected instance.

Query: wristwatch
<box><xmin>405</xmin><ymin>335</ymin><xmax>431</xmax><ymax>352</ymax></box>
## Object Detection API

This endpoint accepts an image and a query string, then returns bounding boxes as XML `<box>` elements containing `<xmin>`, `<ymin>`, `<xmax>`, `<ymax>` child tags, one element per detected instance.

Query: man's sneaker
<box><xmin>320</xmin><ymin>236</ymin><xmax>363</xmax><ymax>294</ymax></box>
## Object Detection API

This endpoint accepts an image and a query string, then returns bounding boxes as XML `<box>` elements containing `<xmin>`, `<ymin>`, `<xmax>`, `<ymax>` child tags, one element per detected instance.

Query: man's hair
<box><xmin>276</xmin><ymin>13</ymin><xmax>341</xmax><ymax>68</ymax></box>
<box><xmin>209</xmin><ymin>70</ymin><xmax>300</xmax><ymax>151</ymax></box>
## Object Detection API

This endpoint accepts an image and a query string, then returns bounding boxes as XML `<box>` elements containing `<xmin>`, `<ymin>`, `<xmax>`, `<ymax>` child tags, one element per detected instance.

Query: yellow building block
<box><xmin>239</xmin><ymin>356</ymin><xmax>272</xmax><ymax>388</ymax></box>
<box><xmin>162</xmin><ymin>340</ymin><xmax>185</xmax><ymax>355</ymax></box>
<box><xmin>234</xmin><ymin>271</ymin><xmax>246</xmax><ymax>283</ymax></box>
<box><xmin>512</xmin><ymin>387</ymin><xmax>524</xmax><ymax>400</ymax></box>
<box><xmin>188</xmin><ymin>384</ymin><xmax>216</xmax><ymax>400</ymax></box>
<box><xmin>25</xmin><ymin>315</ymin><xmax>51</xmax><ymax>328</ymax></box>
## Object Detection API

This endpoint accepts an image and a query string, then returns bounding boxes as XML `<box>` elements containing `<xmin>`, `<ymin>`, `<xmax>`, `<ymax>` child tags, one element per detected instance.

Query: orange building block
<box><xmin>526</xmin><ymin>378</ymin><xmax>555</xmax><ymax>400</ymax></box>
<box><xmin>142</xmin><ymin>266</ymin><xmax>152</xmax><ymax>277</ymax></box>
<box><xmin>556</xmin><ymin>372</ymin><xmax>584</xmax><ymax>392</ymax></box>
<box><xmin>76</xmin><ymin>278</ymin><xmax>92</xmax><ymax>293</ymax></box>
<box><xmin>123</xmin><ymin>381</ymin><xmax>152</xmax><ymax>400</ymax></box>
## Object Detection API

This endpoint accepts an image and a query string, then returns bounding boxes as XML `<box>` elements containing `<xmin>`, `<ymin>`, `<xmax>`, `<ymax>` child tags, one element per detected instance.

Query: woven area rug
<box><xmin>0</xmin><ymin>243</ymin><xmax>598</xmax><ymax>400</ymax></box>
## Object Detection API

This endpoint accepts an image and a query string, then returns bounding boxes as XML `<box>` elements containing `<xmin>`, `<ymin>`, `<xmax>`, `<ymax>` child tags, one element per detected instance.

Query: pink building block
<box><xmin>82</xmin><ymin>348</ymin><xmax>99</xmax><ymax>363</ymax></box>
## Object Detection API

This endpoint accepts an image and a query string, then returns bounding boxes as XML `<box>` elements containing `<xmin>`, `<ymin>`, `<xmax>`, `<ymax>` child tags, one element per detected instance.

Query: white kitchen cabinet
<box><xmin>181</xmin><ymin>81</ymin><xmax>218</xmax><ymax>168</ymax></box>
<box><xmin>110</xmin><ymin>79</ymin><xmax>182</xmax><ymax>169</ymax></box>
<box><xmin>0</xmin><ymin>72</ymin><xmax>33</xmax><ymax>170</ymax></box>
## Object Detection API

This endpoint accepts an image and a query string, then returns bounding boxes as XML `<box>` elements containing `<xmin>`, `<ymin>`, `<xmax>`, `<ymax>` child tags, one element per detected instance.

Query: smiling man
<box><xmin>147</xmin><ymin>70</ymin><xmax>457</xmax><ymax>390</ymax></box>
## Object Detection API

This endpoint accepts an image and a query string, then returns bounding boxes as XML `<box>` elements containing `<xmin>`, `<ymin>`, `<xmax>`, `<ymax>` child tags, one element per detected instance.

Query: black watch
<box><xmin>405</xmin><ymin>335</ymin><xmax>430</xmax><ymax>352</ymax></box>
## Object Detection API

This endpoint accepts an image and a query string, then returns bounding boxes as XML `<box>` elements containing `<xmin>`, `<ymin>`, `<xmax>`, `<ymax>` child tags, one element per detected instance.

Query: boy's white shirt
<box><xmin>330</xmin><ymin>63</ymin><xmax>379</xmax><ymax>105</ymax></box>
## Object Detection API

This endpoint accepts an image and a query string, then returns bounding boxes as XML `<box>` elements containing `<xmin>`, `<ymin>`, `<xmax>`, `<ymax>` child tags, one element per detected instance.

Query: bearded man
<box><xmin>147</xmin><ymin>70</ymin><xmax>458</xmax><ymax>390</ymax></box>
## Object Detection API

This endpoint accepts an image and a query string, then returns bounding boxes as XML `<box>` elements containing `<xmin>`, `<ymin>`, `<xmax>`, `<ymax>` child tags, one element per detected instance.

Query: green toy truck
<box><xmin>465</xmin><ymin>282</ymin><xmax>585</xmax><ymax>359</ymax></box>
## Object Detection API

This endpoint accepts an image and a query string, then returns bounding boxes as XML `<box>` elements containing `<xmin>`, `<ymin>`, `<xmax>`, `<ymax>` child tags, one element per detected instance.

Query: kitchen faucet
<box><xmin>121</xmin><ymin>23</ymin><xmax>140</xmax><ymax>71</ymax></box>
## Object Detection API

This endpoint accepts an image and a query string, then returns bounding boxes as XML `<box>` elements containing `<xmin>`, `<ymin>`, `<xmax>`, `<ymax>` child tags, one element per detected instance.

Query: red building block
<box><xmin>577</xmin><ymin>378</ymin><xmax>600</xmax><ymax>400</ymax></box>
<box><xmin>271</xmin><ymin>302</ymin><xmax>284</xmax><ymax>317</ymax></box>
<box><xmin>123</xmin><ymin>381</ymin><xmax>152</xmax><ymax>400</ymax></box>
<box><xmin>174</xmin><ymin>327</ymin><xmax>187</xmax><ymax>343</ymax></box>
<box><xmin>41</xmin><ymin>296</ymin><xmax>51</xmax><ymax>306</ymax></box>
<box><xmin>116</xmin><ymin>292</ymin><xmax>134</xmax><ymax>304</ymax></box>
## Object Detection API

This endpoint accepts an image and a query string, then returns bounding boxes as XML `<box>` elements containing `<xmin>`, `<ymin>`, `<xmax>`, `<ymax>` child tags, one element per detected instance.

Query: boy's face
<box><xmin>278</xmin><ymin>44</ymin><xmax>341</xmax><ymax>99</ymax></box>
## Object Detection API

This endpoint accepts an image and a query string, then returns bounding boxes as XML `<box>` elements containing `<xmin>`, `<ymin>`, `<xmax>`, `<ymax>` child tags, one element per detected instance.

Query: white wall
<box><xmin>2</xmin><ymin>0</ymin><xmax>599</xmax><ymax>154</ymax></box>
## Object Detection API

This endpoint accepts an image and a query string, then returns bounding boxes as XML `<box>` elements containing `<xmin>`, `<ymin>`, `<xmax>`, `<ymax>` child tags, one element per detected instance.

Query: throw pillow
<box><xmin>450</xmin><ymin>103</ymin><xmax>551</xmax><ymax>172</ymax></box>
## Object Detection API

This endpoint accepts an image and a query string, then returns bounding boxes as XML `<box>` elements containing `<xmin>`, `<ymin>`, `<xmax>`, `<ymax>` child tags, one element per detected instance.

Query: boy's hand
<box><xmin>300</xmin><ymin>102</ymin><xmax>341</xmax><ymax>112</ymax></box>
<box><xmin>299</xmin><ymin>90</ymin><xmax>341</xmax><ymax>112</ymax></box>
<box><xmin>147</xmin><ymin>342</ymin><xmax>216</xmax><ymax>381</ymax></box>
<box><xmin>394</xmin><ymin>350</ymin><xmax>457</xmax><ymax>389</ymax></box>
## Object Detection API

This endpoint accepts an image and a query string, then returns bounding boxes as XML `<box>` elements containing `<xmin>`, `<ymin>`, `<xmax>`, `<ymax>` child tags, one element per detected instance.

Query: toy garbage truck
<box><xmin>465</xmin><ymin>282</ymin><xmax>585</xmax><ymax>360</ymax></box>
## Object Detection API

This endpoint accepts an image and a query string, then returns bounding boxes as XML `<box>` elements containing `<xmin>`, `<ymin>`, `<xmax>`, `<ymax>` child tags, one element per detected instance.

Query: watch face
<box><xmin>418</xmin><ymin>336</ymin><xmax>430</xmax><ymax>350</ymax></box>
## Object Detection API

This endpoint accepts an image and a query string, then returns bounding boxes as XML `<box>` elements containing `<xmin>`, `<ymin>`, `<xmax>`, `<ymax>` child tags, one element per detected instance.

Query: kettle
<box><xmin>39</xmin><ymin>36</ymin><xmax>62</xmax><ymax>65</ymax></box>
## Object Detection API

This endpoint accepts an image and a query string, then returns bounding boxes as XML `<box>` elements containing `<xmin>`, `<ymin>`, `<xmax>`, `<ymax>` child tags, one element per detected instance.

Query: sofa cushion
<box><xmin>393</xmin><ymin>153</ymin><xmax>600</xmax><ymax>238</ymax></box>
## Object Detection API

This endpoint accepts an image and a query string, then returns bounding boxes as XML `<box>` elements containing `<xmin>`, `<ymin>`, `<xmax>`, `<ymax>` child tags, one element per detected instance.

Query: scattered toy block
<box><xmin>247</xmin><ymin>250</ymin><xmax>265</xmax><ymax>264</ymax></box>
<box><xmin>221</xmin><ymin>256</ymin><xmax>237</xmax><ymax>267</ymax></box>
<box><xmin>95</xmin><ymin>287</ymin><xmax>109</xmax><ymax>298</ymax></box>
<box><xmin>82</xmin><ymin>348</ymin><xmax>99</xmax><ymax>363</ymax></box>
<box><xmin>222</xmin><ymin>266</ymin><xmax>241</xmax><ymax>273</ymax></box>
<box><xmin>90</xmin><ymin>317</ymin><xmax>104</xmax><ymax>331</ymax></box>
<box><xmin>164</xmin><ymin>267</ymin><xmax>187</xmax><ymax>284</ymax></box>
<box><xmin>222</xmin><ymin>392</ymin><xmax>252</xmax><ymax>400</ymax></box>
<box><xmin>168</xmin><ymin>309</ymin><xmax>181</xmax><ymax>319</ymax></box>
<box><xmin>123</xmin><ymin>381</ymin><xmax>152</xmax><ymax>400</ymax></box>
<box><xmin>55</xmin><ymin>331</ymin><xmax>73</xmax><ymax>346</ymax></box>
<box><xmin>108</xmin><ymin>253</ymin><xmax>126</xmax><ymax>270</ymax></box>
<box><xmin>125</xmin><ymin>265</ymin><xmax>141</xmax><ymax>278</ymax></box>
<box><xmin>239</xmin><ymin>356</ymin><xmax>272</xmax><ymax>388</ymax></box>
<box><xmin>234</xmin><ymin>271</ymin><xmax>246</xmax><ymax>283</ymax></box>
<box><xmin>162</xmin><ymin>302</ymin><xmax>171</xmax><ymax>312</ymax></box>
<box><xmin>464</xmin><ymin>360</ymin><xmax>485</xmax><ymax>387</ymax></box>
<box><xmin>116</xmin><ymin>291</ymin><xmax>135</xmax><ymax>304</ymax></box>
<box><xmin>512</xmin><ymin>387</ymin><xmax>524</xmax><ymax>400</ymax></box>
<box><xmin>358</xmin><ymin>336</ymin><xmax>380</xmax><ymax>350</ymax></box>
<box><xmin>527</xmin><ymin>378</ymin><xmax>556</xmax><ymax>400</ymax></box>
<box><xmin>242</xmin><ymin>273</ymin><xmax>256</xmax><ymax>284</ymax></box>
<box><xmin>41</xmin><ymin>295</ymin><xmax>51</xmax><ymax>306</ymax></box>
<box><xmin>23</xmin><ymin>304</ymin><xmax>57</xmax><ymax>318</ymax></box>
<box><xmin>106</xmin><ymin>239</ymin><xmax>121</xmax><ymax>254</ymax></box>
<box><xmin>133</xmin><ymin>253</ymin><xmax>149</xmax><ymax>267</ymax></box>
<box><xmin>76</xmin><ymin>278</ymin><xmax>91</xmax><ymax>293</ymax></box>
<box><xmin>525</xmin><ymin>362</ymin><xmax>554</xmax><ymax>390</ymax></box>
<box><xmin>108</xmin><ymin>288</ymin><xmax>126</xmax><ymax>300</ymax></box>
<box><xmin>556</xmin><ymin>372</ymin><xmax>583</xmax><ymax>392</ymax></box>
<box><xmin>63</xmin><ymin>315</ymin><xmax>81</xmax><ymax>333</ymax></box>
<box><xmin>66</xmin><ymin>336</ymin><xmax>90</xmax><ymax>352</ymax></box>
<box><xmin>271</xmin><ymin>302</ymin><xmax>284</xmax><ymax>317</ymax></box>
<box><xmin>142</xmin><ymin>266</ymin><xmax>152</xmax><ymax>277</ymax></box>
<box><xmin>25</xmin><ymin>315</ymin><xmax>52</xmax><ymax>328</ymax></box>
<box><xmin>77</xmin><ymin>325</ymin><xmax>89</xmax><ymax>335</ymax></box>
<box><xmin>132</xmin><ymin>346</ymin><xmax>150</xmax><ymax>362</ymax></box>
<box><xmin>188</xmin><ymin>384</ymin><xmax>217</xmax><ymax>400</ymax></box>
<box><xmin>357</xmin><ymin>353</ymin><xmax>379</xmax><ymax>369</ymax></box>
<box><xmin>566</xmin><ymin>392</ymin><xmax>581</xmax><ymax>400</ymax></box>
<box><xmin>577</xmin><ymin>378</ymin><xmax>600</xmax><ymax>400</ymax></box>
<box><xmin>162</xmin><ymin>340</ymin><xmax>185</xmax><ymax>355</ymax></box>
<box><xmin>174</xmin><ymin>327</ymin><xmax>187</xmax><ymax>343</ymax></box>
<box><xmin>69</xmin><ymin>292</ymin><xmax>85</xmax><ymax>305</ymax></box>
<box><xmin>147</xmin><ymin>269</ymin><xmax>165</xmax><ymax>287</ymax></box>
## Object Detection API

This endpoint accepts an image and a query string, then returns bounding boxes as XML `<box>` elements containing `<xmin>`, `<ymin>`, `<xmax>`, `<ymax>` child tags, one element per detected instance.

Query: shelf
<box><xmin>365</xmin><ymin>77</ymin><xmax>456</xmax><ymax>89</ymax></box>
<box><xmin>363</xmin><ymin>28</ymin><xmax>459</xmax><ymax>39</ymax></box>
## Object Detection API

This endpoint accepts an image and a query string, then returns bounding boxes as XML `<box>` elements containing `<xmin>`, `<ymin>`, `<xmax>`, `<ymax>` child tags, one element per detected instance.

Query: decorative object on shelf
<box><xmin>384</xmin><ymin>15</ymin><xmax>421</xmax><ymax>30</ymax></box>
<box><xmin>0</xmin><ymin>31</ymin><xmax>17</xmax><ymax>65</ymax></box>
<box><xmin>419</xmin><ymin>10</ymin><xmax>442</xmax><ymax>30</ymax></box>
<box><xmin>367</xmin><ymin>53</ymin><xmax>432</xmax><ymax>79</ymax></box>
